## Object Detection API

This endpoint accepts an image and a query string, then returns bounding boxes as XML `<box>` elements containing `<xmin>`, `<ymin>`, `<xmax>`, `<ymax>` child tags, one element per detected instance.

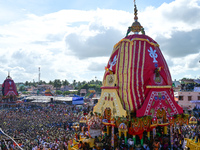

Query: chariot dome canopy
<box><xmin>2</xmin><ymin>73</ymin><xmax>18</xmax><ymax>96</ymax></box>
<box><xmin>94</xmin><ymin>0</ymin><xmax>183</xmax><ymax>118</ymax></box>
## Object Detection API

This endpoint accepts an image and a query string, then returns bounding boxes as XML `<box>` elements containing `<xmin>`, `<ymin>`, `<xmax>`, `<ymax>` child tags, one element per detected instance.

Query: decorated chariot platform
<box><xmin>0</xmin><ymin>73</ymin><xmax>19</xmax><ymax>106</ymax></box>
<box><xmin>68</xmin><ymin>1</ymin><xmax>196</xmax><ymax>150</ymax></box>
<box><xmin>185</xmin><ymin>138</ymin><xmax>200</xmax><ymax>150</ymax></box>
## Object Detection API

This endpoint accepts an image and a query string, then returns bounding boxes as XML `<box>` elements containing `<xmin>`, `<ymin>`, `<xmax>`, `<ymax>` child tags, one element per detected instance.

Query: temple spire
<box><xmin>125</xmin><ymin>0</ymin><xmax>145</xmax><ymax>37</ymax></box>
<box><xmin>134</xmin><ymin>0</ymin><xmax>138</xmax><ymax>22</ymax></box>
<box><xmin>7</xmin><ymin>71</ymin><xmax>11</xmax><ymax>79</ymax></box>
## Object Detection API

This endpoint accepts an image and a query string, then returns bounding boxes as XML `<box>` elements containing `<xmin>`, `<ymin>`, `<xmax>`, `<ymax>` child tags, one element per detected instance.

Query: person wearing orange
<box><xmin>153</xmin><ymin>138</ymin><xmax>160</xmax><ymax>150</ymax></box>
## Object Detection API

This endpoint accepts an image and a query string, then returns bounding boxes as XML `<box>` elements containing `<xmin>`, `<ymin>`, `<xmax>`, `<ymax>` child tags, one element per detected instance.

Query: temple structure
<box><xmin>93</xmin><ymin>1</ymin><xmax>187</xmax><ymax>147</ymax></box>
<box><xmin>1</xmin><ymin>73</ymin><xmax>18</xmax><ymax>104</ymax></box>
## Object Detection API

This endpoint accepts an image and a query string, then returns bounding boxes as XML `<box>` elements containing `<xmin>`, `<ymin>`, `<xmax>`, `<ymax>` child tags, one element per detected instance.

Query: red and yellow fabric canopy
<box><xmin>104</xmin><ymin>34</ymin><xmax>183</xmax><ymax>116</ymax></box>
<box><xmin>2</xmin><ymin>78</ymin><xmax>18</xmax><ymax>96</ymax></box>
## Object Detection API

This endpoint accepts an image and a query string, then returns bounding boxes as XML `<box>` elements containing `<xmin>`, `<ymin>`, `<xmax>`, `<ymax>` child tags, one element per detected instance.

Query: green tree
<box><xmin>95</xmin><ymin>84</ymin><xmax>102</xmax><ymax>94</ymax></box>
<box><xmin>81</xmin><ymin>83</ymin><xmax>89</xmax><ymax>90</ymax></box>
<box><xmin>71</xmin><ymin>91</ymin><xmax>78</xmax><ymax>95</ymax></box>
<box><xmin>38</xmin><ymin>80</ymin><xmax>44</xmax><ymax>85</ymax></box>
<box><xmin>31</xmin><ymin>80</ymin><xmax>37</xmax><ymax>87</ymax></box>
<box><xmin>22</xmin><ymin>91</ymin><xmax>30</xmax><ymax>94</ymax></box>
<box><xmin>49</xmin><ymin>80</ymin><xmax>53</xmax><ymax>85</ymax></box>
<box><xmin>56</xmin><ymin>90</ymin><xmax>62</xmax><ymax>95</ymax></box>
<box><xmin>63</xmin><ymin>91</ymin><xmax>70</xmax><ymax>95</ymax></box>
<box><xmin>89</xmin><ymin>80</ymin><xmax>95</xmax><ymax>84</ymax></box>
<box><xmin>19</xmin><ymin>86</ymin><xmax>25</xmax><ymax>91</ymax></box>
<box><xmin>53</xmin><ymin>79</ymin><xmax>62</xmax><ymax>89</ymax></box>
<box><xmin>81</xmin><ymin>81</ymin><xmax>86</xmax><ymax>85</ymax></box>
<box><xmin>53</xmin><ymin>79</ymin><xmax>62</xmax><ymax>95</ymax></box>
<box><xmin>73</xmin><ymin>80</ymin><xmax>77</xmax><ymax>89</ymax></box>
<box><xmin>62</xmin><ymin>80</ymin><xmax>70</xmax><ymax>86</ymax></box>
<box><xmin>41</xmin><ymin>80</ymin><xmax>46</xmax><ymax>84</ymax></box>
<box><xmin>77</xmin><ymin>81</ymin><xmax>81</xmax><ymax>87</ymax></box>
<box><xmin>25</xmin><ymin>81</ymin><xmax>29</xmax><ymax>86</ymax></box>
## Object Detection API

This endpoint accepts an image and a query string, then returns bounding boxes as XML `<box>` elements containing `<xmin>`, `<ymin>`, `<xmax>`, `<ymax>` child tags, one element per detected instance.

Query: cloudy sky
<box><xmin>0</xmin><ymin>0</ymin><xmax>200</xmax><ymax>84</ymax></box>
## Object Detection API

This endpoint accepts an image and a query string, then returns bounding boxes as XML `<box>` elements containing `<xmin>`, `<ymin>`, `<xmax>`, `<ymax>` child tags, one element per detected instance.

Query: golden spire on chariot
<box><xmin>126</xmin><ymin>0</ymin><xmax>145</xmax><ymax>36</ymax></box>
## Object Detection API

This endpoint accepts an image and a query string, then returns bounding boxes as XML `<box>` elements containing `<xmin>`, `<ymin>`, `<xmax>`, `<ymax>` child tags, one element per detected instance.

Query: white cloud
<box><xmin>140</xmin><ymin>0</ymin><xmax>200</xmax><ymax>38</ymax></box>
<box><xmin>0</xmin><ymin>0</ymin><xmax>200</xmax><ymax>83</ymax></box>
<box><xmin>139</xmin><ymin>0</ymin><xmax>200</xmax><ymax>80</ymax></box>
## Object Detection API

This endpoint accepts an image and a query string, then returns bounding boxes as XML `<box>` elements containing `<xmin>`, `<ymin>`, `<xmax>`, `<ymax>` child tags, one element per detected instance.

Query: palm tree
<box><xmin>49</xmin><ymin>80</ymin><xmax>53</xmax><ymax>85</ymax></box>
<box><xmin>62</xmin><ymin>80</ymin><xmax>70</xmax><ymax>86</ymax></box>
<box><xmin>53</xmin><ymin>79</ymin><xmax>62</xmax><ymax>94</ymax></box>
<box><xmin>25</xmin><ymin>81</ymin><xmax>29</xmax><ymax>86</ymax></box>
<box><xmin>73</xmin><ymin>80</ymin><xmax>77</xmax><ymax>89</ymax></box>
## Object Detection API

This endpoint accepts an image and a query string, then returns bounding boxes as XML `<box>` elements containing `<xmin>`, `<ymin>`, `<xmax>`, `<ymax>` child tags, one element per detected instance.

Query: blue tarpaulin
<box><xmin>73</xmin><ymin>94</ymin><xmax>80</xmax><ymax>97</ymax></box>
<box><xmin>72</xmin><ymin>96</ymin><xmax>84</xmax><ymax>105</ymax></box>
<box><xmin>194</xmin><ymin>79</ymin><xmax>200</xmax><ymax>84</ymax></box>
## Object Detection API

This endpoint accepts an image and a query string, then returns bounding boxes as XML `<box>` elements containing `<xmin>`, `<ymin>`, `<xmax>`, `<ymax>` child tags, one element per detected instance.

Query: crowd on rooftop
<box><xmin>180</xmin><ymin>83</ymin><xmax>200</xmax><ymax>91</ymax></box>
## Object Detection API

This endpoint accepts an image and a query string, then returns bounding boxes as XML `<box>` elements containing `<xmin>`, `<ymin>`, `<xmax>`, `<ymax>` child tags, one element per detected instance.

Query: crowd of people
<box><xmin>0</xmin><ymin>102</ymin><xmax>199</xmax><ymax>150</ymax></box>
<box><xmin>96</xmin><ymin>125</ymin><xmax>199</xmax><ymax>150</ymax></box>
<box><xmin>0</xmin><ymin>103</ymin><xmax>91</xmax><ymax>150</ymax></box>
<box><xmin>180</xmin><ymin>83</ymin><xmax>200</xmax><ymax>91</ymax></box>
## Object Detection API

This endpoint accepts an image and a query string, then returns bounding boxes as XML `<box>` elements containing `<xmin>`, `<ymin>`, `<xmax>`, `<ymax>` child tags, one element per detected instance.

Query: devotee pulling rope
<box><xmin>0</xmin><ymin>128</ymin><xmax>24</xmax><ymax>150</ymax></box>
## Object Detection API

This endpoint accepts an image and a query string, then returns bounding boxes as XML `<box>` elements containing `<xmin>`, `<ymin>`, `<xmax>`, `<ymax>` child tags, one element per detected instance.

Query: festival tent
<box><xmin>52</xmin><ymin>96</ymin><xmax>84</xmax><ymax>105</ymax></box>
<box><xmin>44</xmin><ymin>89</ymin><xmax>54</xmax><ymax>96</ymax></box>
<box><xmin>28</xmin><ymin>95</ymin><xmax>84</xmax><ymax>104</ymax></box>
<box><xmin>31</xmin><ymin>99</ymin><xmax>51</xmax><ymax>103</ymax></box>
